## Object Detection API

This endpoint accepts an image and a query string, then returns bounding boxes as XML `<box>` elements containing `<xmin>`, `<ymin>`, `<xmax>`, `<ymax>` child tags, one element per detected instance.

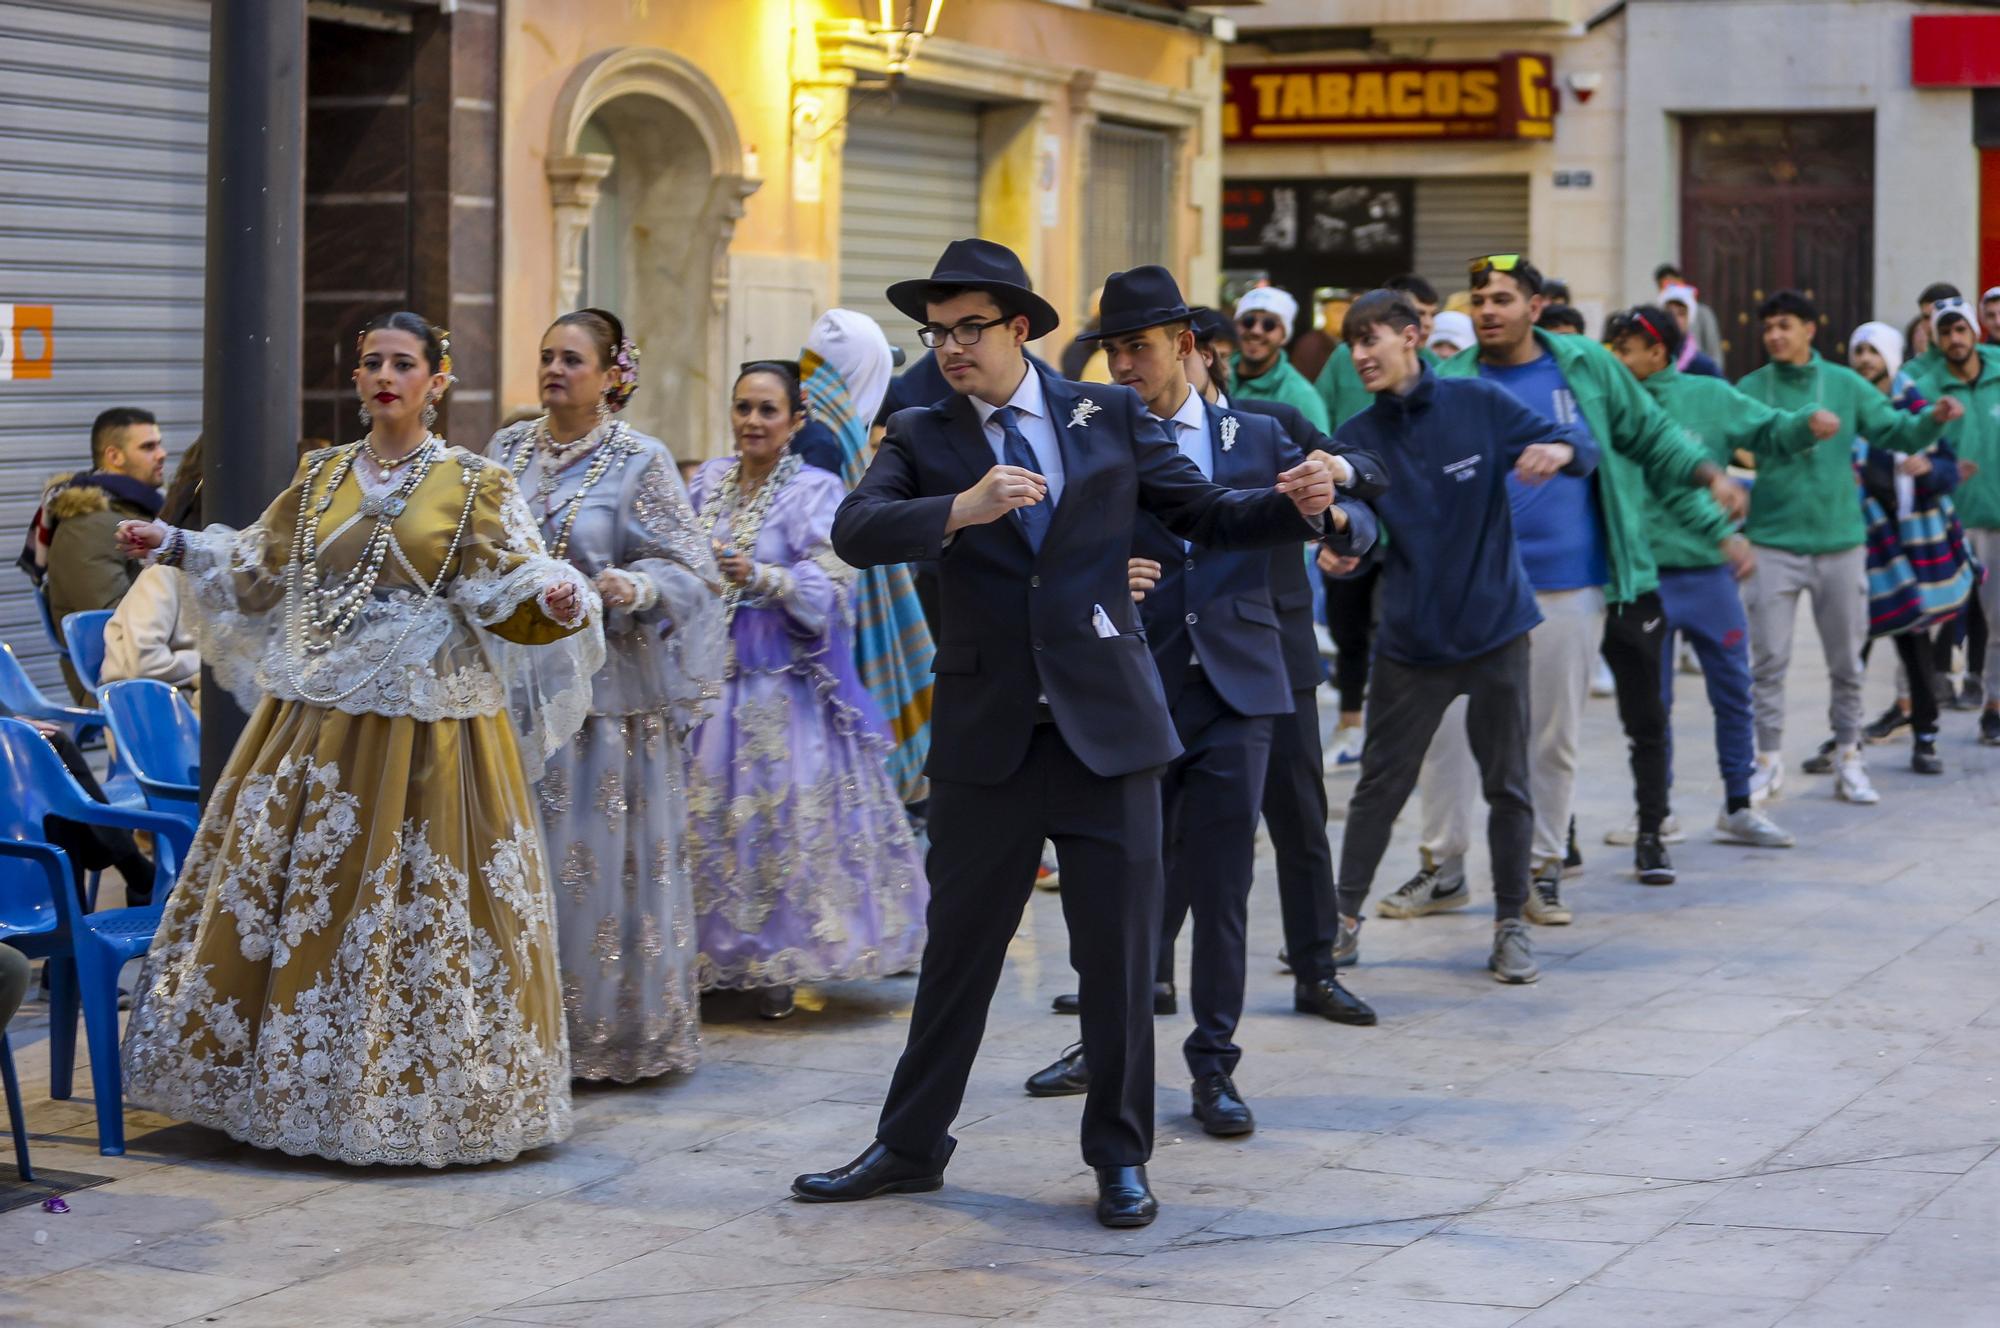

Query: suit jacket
<box><xmin>1229</xmin><ymin>397</ymin><xmax>1387</xmax><ymax>691</ymax></box>
<box><xmin>833</xmin><ymin>363</ymin><xmax>1327</xmax><ymax>785</ymax></box>
<box><xmin>1133</xmin><ymin>400</ymin><xmax>1375</xmax><ymax>716</ymax></box>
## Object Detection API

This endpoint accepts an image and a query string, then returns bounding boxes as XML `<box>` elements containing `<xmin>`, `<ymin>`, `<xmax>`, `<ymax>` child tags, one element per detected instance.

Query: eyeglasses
<box><xmin>1468</xmin><ymin>254</ymin><xmax>1525</xmax><ymax>275</ymax></box>
<box><xmin>918</xmin><ymin>316</ymin><xmax>1009</xmax><ymax>348</ymax></box>
<box><xmin>1237</xmin><ymin>314</ymin><xmax>1285</xmax><ymax>334</ymax></box>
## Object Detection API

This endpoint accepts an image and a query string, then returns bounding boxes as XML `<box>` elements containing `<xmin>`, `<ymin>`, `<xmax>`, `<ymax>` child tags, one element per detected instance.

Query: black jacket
<box><xmin>1132</xmin><ymin>398</ymin><xmax>1374</xmax><ymax>716</ymax></box>
<box><xmin>833</xmin><ymin>363</ymin><xmax>1327</xmax><ymax>785</ymax></box>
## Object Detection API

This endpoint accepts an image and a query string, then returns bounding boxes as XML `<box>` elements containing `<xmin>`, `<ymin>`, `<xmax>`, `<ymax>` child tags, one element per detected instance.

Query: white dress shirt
<box><xmin>972</xmin><ymin>365</ymin><xmax>1066</xmax><ymax>504</ymax></box>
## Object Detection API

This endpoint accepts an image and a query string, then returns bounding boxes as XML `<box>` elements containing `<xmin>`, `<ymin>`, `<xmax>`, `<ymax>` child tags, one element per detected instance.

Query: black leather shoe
<box><xmin>1191</xmin><ymin>1073</ymin><xmax>1255</xmax><ymax>1137</ymax></box>
<box><xmin>1094</xmin><ymin>1165</ymin><xmax>1158</xmax><ymax>1227</ymax></box>
<box><xmin>1051</xmin><ymin>984</ymin><xmax>1174</xmax><ymax>1016</ymax></box>
<box><xmin>1294</xmin><ymin>976</ymin><xmax>1378</xmax><ymax>1026</ymax></box>
<box><xmin>793</xmin><ymin>1143</ymin><xmax>944</xmax><ymax>1202</ymax></box>
<box><xmin>1026</xmin><ymin>1044</ymin><xmax>1089</xmax><ymax>1097</ymax></box>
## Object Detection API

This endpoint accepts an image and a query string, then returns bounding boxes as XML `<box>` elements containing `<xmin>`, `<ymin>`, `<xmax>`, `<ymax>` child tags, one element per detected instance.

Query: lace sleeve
<box><xmin>614</xmin><ymin>452</ymin><xmax>724</xmax><ymax>730</ymax></box>
<box><xmin>446</xmin><ymin>456</ymin><xmax>606</xmax><ymax>778</ymax></box>
<box><xmin>165</xmin><ymin>452</ymin><xmax>313</xmax><ymax>711</ymax></box>
<box><xmin>758</xmin><ymin>471</ymin><xmax>854</xmax><ymax>639</ymax></box>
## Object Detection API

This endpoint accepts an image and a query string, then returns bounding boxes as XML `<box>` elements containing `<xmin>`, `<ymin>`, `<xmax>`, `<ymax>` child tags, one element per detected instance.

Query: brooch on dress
<box><xmin>1067</xmin><ymin>399</ymin><xmax>1101</xmax><ymax>429</ymax></box>
<box><xmin>1220</xmin><ymin>416</ymin><xmax>1238</xmax><ymax>453</ymax></box>
<box><xmin>358</xmin><ymin>493</ymin><xmax>409</xmax><ymax>519</ymax></box>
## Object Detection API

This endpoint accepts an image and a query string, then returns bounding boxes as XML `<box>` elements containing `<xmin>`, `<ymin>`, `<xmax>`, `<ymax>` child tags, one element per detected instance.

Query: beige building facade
<box><xmin>500</xmin><ymin>0</ymin><xmax>1227</xmax><ymax>458</ymax></box>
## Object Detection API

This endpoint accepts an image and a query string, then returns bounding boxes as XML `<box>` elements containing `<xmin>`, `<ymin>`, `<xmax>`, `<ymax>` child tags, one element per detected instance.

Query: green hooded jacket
<box><xmin>1233</xmin><ymin>354</ymin><xmax>1332</xmax><ymax>432</ymax></box>
<box><xmin>1315</xmin><ymin>343</ymin><xmax>1436</xmax><ymax>428</ymax></box>
<box><xmin>1911</xmin><ymin>343</ymin><xmax>2000</xmax><ymax>530</ymax></box>
<box><xmin>1635</xmin><ymin>365</ymin><xmax>1820</xmax><ymax>569</ymax></box>
<box><xmin>1735</xmin><ymin>351</ymin><xmax>1946</xmax><ymax>554</ymax></box>
<box><xmin>1436</xmin><ymin>328</ymin><xmax>1729</xmax><ymax>604</ymax></box>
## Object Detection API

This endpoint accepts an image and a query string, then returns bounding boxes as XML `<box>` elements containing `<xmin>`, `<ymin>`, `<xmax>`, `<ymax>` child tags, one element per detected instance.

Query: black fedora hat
<box><xmin>1188</xmin><ymin>306</ymin><xmax>1237</xmax><ymax>346</ymax></box>
<box><xmin>886</xmin><ymin>238</ymin><xmax>1061</xmax><ymax>341</ymax></box>
<box><xmin>1075</xmin><ymin>266</ymin><xmax>1196</xmax><ymax>342</ymax></box>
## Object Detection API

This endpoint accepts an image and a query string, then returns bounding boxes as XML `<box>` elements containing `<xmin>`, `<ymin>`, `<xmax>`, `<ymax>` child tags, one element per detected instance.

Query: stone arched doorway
<box><xmin>548</xmin><ymin>48</ymin><xmax>758</xmax><ymax>457</ymax></box>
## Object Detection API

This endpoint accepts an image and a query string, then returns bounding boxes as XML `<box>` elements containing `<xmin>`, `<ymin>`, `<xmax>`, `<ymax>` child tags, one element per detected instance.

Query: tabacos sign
<box><xmin>1224</xmin><ymin>54</ymin><xmax>1556</xmax><ymax>144</ymax></box>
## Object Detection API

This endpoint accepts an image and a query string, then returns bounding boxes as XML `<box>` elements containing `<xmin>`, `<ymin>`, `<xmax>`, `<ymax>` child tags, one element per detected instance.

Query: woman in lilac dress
<box><xmin>687</xmin><ymin>362</ymin><xmax>927</xmax><ymax>1019</ymax></box>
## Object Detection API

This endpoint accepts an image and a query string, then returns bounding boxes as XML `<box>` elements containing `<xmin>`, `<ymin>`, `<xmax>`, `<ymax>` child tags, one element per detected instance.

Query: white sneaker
<box><xmin>1323</xmin><ymin>725</ymin><xmax>1365</xmax><ymax>776</ymax></box>
<box><xmin>1714</xmin><ymin>805</ymin><xmax>1795</xmax><ymax>848</ymax></box>
<box><xmin>1603</xmin><ymin>813</ymin><xmax>1685</xmax><ymax>847</ymax></box>
<box><xmin>1749</xmin><ymin>754</ymin><xmax>1784</xmax><ymax>805</ymax></box>
<box><xmin>1313</xmin><ymin>622</ymin><xmax>1338</xmax><ymax>659</ymax></box>
<box><xmin>1834</xmin><ymin>748</ymin><xmax>1879</xmax><ymax>804</ymax></box>
<box><xmin>1591</xmin><ymin>658</ymin><xmax>1616</xmax><ymax>697</ymax></box>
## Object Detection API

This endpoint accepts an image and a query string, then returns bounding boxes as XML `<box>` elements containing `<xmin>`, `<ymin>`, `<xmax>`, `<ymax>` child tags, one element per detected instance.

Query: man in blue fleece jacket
<box><xmin>1327</xmin><ymin>290</ymin><xmax>1598</xmax><ymax>987</ymax></box>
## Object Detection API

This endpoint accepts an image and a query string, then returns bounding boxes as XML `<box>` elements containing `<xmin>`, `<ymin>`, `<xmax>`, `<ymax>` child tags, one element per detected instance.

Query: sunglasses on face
<box><xmin>1237</xmin><ymin>314</ymin><xmax>1284</xmax><ymax>335</ymax></box>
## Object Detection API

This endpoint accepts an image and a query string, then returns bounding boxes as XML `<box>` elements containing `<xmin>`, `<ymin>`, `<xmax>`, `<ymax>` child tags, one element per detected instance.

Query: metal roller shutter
<box><xmin>839</xmin><ymin>93</ymin><xmax>981</xmax><ymax>368</ymax></box>
<box><xmin>1412</xmin><ymin>175</ymin><xmax>1530</xmax><ymax>304</ymax></box>
<box><xmin>1083</xmin><ymin>121</ymin><xmax>1172</xmax><ymax>299</ymax></box>
<box><xmin>0</xmin><ymin>0</ymin><xmax>209</xmax><ymax>689</ymax></box>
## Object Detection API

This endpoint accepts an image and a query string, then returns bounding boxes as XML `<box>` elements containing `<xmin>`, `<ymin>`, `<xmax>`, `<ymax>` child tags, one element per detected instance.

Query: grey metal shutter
<box><xmin>839</xmin><ymin>93</ymin><xmax>980</xmax><ymax>369</ymax></box>
<box><xmin>1412</xmin><ymin>175</ymin><xmax>1530</xmax><ymax>304</ymax></box>
<box><xmin>0</xmin><ymin>0</ymin><xmax>209</xmax><ymax>689</ymax></box>
<box><xmin>1084</xmin><ymin>121</ymin><xmax>1171</xmax><ymax>302</ymax></box>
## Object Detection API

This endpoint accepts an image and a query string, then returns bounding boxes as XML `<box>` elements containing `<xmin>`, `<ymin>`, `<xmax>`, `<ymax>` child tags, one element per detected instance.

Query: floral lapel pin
<box><xmin>1220</xmin><ymin>415</ymin><xmax>1238</xmax><ymax>453</ymax></box>
<box><xmin>1067</xmin><ymin>398</ymin><xmax>1101</xmax><ymax>429</ymax></box>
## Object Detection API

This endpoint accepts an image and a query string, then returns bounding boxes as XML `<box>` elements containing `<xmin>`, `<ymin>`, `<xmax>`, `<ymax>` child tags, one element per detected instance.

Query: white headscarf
<box><xmin>1234</xmin><ymin>286</ymin><xmax>1299</xmax><ymax>340</ymax></box>
<box><xmin>1850</xmin><ymin>320</ymin><xmax>1905</xmax><ymax>380</ymax></box>
<box><xmin>1428</xmin><ymin>310</ymin><xmax>1474</xmax><ymax>353</ymax></box>
<box><xmin>1659</xmin><ymin>283</ymin><xmax>1703</xmax><ymax>368</ymax></box>
<box><xmin>805</xmin><ymin>308</ymin><xmax>894</xmax><ymax>425</ymax></box>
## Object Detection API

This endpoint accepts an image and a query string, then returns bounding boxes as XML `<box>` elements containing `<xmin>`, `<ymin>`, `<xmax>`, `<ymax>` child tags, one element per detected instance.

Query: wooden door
<box><xmin>1681</xmin><ymin>115</ymin><xmax>1874</xmax><ymax>379</ymax></box>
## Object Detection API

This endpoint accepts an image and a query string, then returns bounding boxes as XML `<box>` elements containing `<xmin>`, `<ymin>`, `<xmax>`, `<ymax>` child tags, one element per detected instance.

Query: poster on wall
<box><xmin>1221</xmin><ymin>177</ymin><xmax>1415</xmax><ymax>312</ymax></box>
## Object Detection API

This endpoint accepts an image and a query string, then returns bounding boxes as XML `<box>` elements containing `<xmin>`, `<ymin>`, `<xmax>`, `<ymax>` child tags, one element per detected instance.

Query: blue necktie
<box><xmin>993</xmin><ymin>405</ymin><xmax>1052</xmax><ymax>552</ymax></box>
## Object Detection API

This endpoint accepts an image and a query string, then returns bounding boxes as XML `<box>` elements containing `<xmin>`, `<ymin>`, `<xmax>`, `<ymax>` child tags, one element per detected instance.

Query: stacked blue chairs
<box><xmin>99</xmin><ymin>682</ymin><xmax>201</xmax><ymax>829</ymax></box>
<box><xmin>60</xmin><ymin>611</ymin><xmax>114</xmax><ymax>697</ymax></box>
<box><xmin>0</xmin><ymin>643</ymin><xmax>124</xmax><ymax>910</ymax></box>
<box><xmin>0</xmin><ymin>718</ymin><xmax>193</xmax><ymax>1155</ymax></box>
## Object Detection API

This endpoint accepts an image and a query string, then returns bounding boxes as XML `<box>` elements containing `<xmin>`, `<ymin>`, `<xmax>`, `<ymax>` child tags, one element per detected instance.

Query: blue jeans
<box><xmin>1657</xmin><ymin>565</ymin><xmax>1756</xmax><ymax>803</ymax></box>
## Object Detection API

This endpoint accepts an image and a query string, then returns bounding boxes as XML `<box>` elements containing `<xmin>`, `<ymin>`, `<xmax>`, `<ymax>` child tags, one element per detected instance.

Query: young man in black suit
<box><xmin>797</xmin><ymin>240</ymin><xmax>1337</xmax><ymax>1227</ymax></box>
<box><xmin>1027</xmin><ymin>273</ymin><xmax>1381</xmax><ymax>1133</ymax></box>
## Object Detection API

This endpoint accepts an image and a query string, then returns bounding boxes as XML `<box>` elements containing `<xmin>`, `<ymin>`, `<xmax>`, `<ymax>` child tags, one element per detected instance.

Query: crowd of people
<box><xmin>9</xmin><ymin>234</ymin><xmax>1995</xmax><ymax>1229</ymax></box>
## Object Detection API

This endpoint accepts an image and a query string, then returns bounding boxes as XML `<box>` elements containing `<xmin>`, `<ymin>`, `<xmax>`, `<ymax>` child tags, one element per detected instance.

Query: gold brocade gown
<box><xmin>121</xmin><ymin>443</ymin><xmax>605</xmax><ymax>1167</ymax></box>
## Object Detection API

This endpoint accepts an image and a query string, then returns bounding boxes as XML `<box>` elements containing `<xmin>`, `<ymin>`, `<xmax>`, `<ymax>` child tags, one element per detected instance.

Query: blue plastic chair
<box><xmin>0</xmin><ymin>644</ymin><xmax>102</xmax><ymax>733</ymax></box>
<box><xmin>2</xmin><ymin>1025</ymin><xmax>30</xmax><ymax>1180</ymax></box>
<box><xmin>0</xmin><ymin>718</ymin><xmax>193</xmax><ymax>1155</ymax></box>
<box><xmin>60</xmin><ymin>611</ymin><xmax>114</xmax><ymax>698</ymax></box>
<box><xmin>99</xmin><ymin>681</ymin><xmax>201</xmax><ymax>829</ymax></box>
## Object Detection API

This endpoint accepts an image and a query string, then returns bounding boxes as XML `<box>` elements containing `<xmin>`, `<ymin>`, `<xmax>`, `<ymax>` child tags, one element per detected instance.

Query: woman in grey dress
<box><xmin>490</xmin><ymin>308</ymin><xmax>724</xmax><ymax>1081</ymax></box>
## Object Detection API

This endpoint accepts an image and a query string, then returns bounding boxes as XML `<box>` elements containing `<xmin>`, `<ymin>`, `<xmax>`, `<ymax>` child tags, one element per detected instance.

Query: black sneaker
<box><xmin>1983</xmin><ymin>709</ymin><xmax>2000</xmax><ymax>747</ymax></box>
<box><xmin>1635</xmin><ymin>832</ymin><xmax>1675</xmax><ymax>886</ymax></box>
<box><xmin>1954</xmin><ymin>678</ymin><xmax>1986</xmax><ymax>712</ymax></box>
<box><xmin>1863</xmin><ymin>704</ymin><xmax>1911</xmax><ymax>743</ymax></box>
<box><xmin>1801</xmin><ymin>738</ymin><xmax>1838</xmax><ymax>775</ymax></box>
<box><xmin>1563</xmin><ymin>816</ymin><xmax>1583</xmax><ymax>879</ymax></box>
<box><xmin>1912</xmin><ymin>735</ymin><xmax>1944</xmax><ymax>775</ymax></box>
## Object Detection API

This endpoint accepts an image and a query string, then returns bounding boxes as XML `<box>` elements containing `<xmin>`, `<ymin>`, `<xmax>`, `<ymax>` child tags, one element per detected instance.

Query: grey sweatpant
<box><xmin>1741</xmin><ymin>544</ymin><xmax>1868</xmax><ymax>751</ymax></box>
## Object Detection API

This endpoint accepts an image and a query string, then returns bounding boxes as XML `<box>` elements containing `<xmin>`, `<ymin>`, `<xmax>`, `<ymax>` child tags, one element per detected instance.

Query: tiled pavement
<box><xmin>4</xmin><ymin>648</ymin><xmax>1999</xmax><ymax>1327</ymax></box>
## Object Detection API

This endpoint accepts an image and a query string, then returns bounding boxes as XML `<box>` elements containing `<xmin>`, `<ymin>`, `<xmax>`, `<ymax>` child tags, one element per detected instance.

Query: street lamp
<box><xmin>860</xmin><ymin>0</ymin><xmax>947</xmax><ymax>79</ymax></box>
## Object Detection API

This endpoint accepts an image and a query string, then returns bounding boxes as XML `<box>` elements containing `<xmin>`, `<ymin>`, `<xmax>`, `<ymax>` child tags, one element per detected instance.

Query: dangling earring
<box><xmin>421</xmin><ymin>395</ymin><xmax>438</xmax><ymax>431</ymax></box>
<box><xmin>596</xmin><ymin>396</ymin><xmax>613</xmax><ymax>429</ymax></box>
<box><xmin>358</xmin><ymin>400</ymin><xmax>372</xmax><ymax>430</ymax></box>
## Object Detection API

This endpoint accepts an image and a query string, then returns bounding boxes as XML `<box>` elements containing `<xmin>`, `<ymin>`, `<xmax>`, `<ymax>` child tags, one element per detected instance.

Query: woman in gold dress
<box><xmin>115</xmin><ymin>313</ymin><xmax>605</xmax><ymax>1167</ymax></box>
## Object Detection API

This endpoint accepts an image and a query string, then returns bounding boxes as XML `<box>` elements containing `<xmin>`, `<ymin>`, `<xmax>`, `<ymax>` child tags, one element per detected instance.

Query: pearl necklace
<box><xmin>280</xmin><ymin>438</ymin><xmax>483</xmax><ymax>706</ymax></box>
<box><xmin>529</xmin><ymin>415</ymin><xmax>611</xmax><ymax>501</ymax></box>
<box><xmin>506</xmin><ymin>419</ymin><xmax>631</xmax><ymax>562</ymax></box>
<box><xmin>695</xmin><ymin>452</ymin><xmax>800</xmax><ymax>629</ymax></box>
